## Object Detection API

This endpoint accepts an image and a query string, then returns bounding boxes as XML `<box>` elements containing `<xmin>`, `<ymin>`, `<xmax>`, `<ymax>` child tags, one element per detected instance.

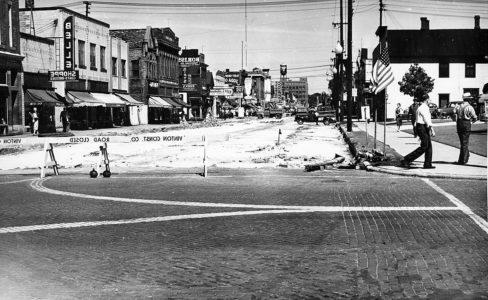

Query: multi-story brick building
<box><xmin>281</xmin><ymin>77</ymin><xmax>309</xmax><ymax>106</ymax></box>
<box><xmin>111</xmin><ymin>27</ymin><xmax>182</xmax><ymax>124</ymax></box>
<box><xmin>0</xmin><ymin>0</ymin><xmax>24</xmax><ymax>133</ymax></box>
<box><xmin>19</xmin><ymin>6</ymin><xmax>129</xmax><ymax>129</ymax></box>
<box><xmin>179</xmin><ymin>49</ymin><xmax>211</xmax><ymax>118</ymax></box>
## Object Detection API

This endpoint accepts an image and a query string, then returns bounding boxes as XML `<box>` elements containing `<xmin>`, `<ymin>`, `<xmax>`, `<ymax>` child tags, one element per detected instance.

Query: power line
<box><xmin>387</xmin><ymin>8</ymin><xmax>487</xmax><ymax>19</ymax></box>
<box><xmin>89</xmin><ymin>0</ymin><xmax>337</xmax><ymax>8</ymax></box>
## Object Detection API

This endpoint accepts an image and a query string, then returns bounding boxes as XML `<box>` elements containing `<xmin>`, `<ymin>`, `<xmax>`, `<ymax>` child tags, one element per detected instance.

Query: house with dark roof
<box><xmin>377</xmin><ymin>16</ymin><xmax>487</xmax><ymax>119</ymax></box>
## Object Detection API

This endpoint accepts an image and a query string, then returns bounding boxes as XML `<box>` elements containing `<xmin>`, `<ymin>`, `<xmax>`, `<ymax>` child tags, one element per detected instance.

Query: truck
<box><xmin>294</xmin><ymin>105</ymin><xmax>336</xmax><ymax>125</ymax></box>
<box><xmin>256</xmin><ymin>102</ymin><xmax>284</xmax><ymax>119</ymax></box>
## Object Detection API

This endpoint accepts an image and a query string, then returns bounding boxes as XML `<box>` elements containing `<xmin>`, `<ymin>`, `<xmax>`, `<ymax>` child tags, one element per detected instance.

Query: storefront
<box><xmin>24</xmin><ymin>89</ymin><xmax>63</xmax><ymax>133</ymax></box>
<box><xmin>148</xmin><ymin>96</ymin><xmax>181</xmax><ymax>124</ymax></box>
<box><xmin>115</xmin><ymin>93</ymin><xmax>147</xmax><ymax>125</ymax></box>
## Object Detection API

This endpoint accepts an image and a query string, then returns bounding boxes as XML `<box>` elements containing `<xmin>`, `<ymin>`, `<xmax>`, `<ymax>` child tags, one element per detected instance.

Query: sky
<box><xmin>28</xmin><ymin>0</ymin><xmax>488</xmax><ymax>94</ymax></box>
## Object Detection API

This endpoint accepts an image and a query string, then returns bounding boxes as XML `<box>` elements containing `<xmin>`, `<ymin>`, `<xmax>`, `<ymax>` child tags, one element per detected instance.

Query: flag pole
<box><xmin>383</xmin><ymin>92</ymin><xmax>387</xmax><ymax>155</ymax></box>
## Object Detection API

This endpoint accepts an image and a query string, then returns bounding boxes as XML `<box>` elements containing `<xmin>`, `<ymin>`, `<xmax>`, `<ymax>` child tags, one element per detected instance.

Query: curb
<box><xmin>362</xmin><ymin>161</ymin><xmax>486</xmax><ymax>181</ymax></box>
<box><xmin>339</xmin><ymin>125</ymin><xmax>487</xmax><ymax>181</ymax></box>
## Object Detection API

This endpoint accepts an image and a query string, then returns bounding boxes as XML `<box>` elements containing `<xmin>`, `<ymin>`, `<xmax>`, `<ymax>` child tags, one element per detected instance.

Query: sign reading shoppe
<box><xmin>64</xmin><ymin>16</ymin><xmax>75</xmax><ymax>71</ymax></box>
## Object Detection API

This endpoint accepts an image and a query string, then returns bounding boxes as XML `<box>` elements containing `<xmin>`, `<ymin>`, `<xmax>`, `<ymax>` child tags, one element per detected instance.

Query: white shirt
<box><xmin>415</xmin><ymin>102</ymin><xmax>432</xmax><ymax>127</ymax></box>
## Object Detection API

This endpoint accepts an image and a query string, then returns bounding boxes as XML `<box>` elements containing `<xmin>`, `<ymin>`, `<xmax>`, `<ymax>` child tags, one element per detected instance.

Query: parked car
<box><xmin>437</xmin><ymin>101</ymin><xmax>462</xmax><ymax>119</ymax></box>
<box><xmin>294</xmin><ymin>105</ymin><xmax>336</xmax><ymax>125</ymax></box>
<box><xmin>428</xmin><ymin>103</ymin><xmax>439</xmax><ymax>119</ymax></box>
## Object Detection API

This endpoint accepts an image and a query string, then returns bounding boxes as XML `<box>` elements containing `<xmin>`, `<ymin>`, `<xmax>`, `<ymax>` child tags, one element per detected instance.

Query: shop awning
<box><xmin>90</xmin><ymin>93</ymin><xmax>127</xmax><ymax>108</ymax></box>
<box><xmin>172</xmin><ymin>98</ymin><xmax>191</xmax><ymax>108</ymax></box>
<box><xmin>115</xmin><ymin>93</ymin><xmax>144</xmax><ymax>106</ymax></box>
<box><xmin>149</xmin><ymin>96</ymin><xmax>172</xmax><ymax>108</ymax></box>
<box><xmin>163</xmin><ymin>97</ymin><xmax>182</xmax><ymax>108</ymax></box>
<box><xmin>24</xmin><ymin>89</ymin><xmax>64</xmax><ymax>106</ymax></box>
<box><xmin>66</xmin><ymin>91</ymin><xmax>104</xmax><ymax>107</ymax></box>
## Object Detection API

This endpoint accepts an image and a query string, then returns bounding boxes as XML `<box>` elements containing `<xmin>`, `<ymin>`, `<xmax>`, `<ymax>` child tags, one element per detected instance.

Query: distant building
<box><xmin>1</xmin><ymin>0</ymin><xmax>24</xmax><ymax>133</ymax></box>
<box><xmin>179</xmin><ymin>49</ymin><xmax>210</xmax><ymax>118</ymax></box>
<box><xmin>111</xmin><ymin>27</ymin><xmax>182</xmax><ymax>124</ymax></box>
<box><xmin>244</xmin><ymin>68</ymin><xmax>271</xmax><ymax>105</ymax></box>
<box><xmin>378</xmin><ymin>16</ymin><xmax>488</xmax><ymax>119</ymax></box>
<box><xmin>282</xmin><ymin>77</ymin><xmax>309</xmax><ymax>106</ymax></box>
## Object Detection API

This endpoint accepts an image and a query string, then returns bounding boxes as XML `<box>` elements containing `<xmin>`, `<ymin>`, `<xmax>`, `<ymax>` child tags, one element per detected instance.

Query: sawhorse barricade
<box><xmin>1</xmin><ymin>133</ymin><xmax>230</xmax><ymax>178</ymax></box>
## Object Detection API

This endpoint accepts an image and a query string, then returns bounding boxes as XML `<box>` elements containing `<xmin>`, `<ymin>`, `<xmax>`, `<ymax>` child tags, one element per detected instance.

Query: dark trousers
<box><xmin>403</xmin><ymin>124</ymin><xmax>432</xmax><ymax>167</ymax></box>
<box><xmin>411</xmin><ymin>120</ymin><xmax>417</xmax><ymax>136</ymax></box>
<box><xmin>457</xmin><ymin>120</ymin><xmax>471</xmax><ymax>164</ymax></box>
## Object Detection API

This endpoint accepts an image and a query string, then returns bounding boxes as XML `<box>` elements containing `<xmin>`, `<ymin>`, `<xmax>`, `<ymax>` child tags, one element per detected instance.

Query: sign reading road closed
<box><xmin>49</xmin><ymin>70</ymin><xmax>79</xmax><ymax>81</ymax></box>
<box><xmin>0</xmin><ymin>134</ymin><xmax>185</xmax><ymax>146</ymax></box>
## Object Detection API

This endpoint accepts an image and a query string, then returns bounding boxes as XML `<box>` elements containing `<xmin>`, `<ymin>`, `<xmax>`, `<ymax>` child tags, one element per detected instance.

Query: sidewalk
<box><xmin>354</xmin><ymin>121</ymin><xmax>486</xmax><ymax>180</ymax></box>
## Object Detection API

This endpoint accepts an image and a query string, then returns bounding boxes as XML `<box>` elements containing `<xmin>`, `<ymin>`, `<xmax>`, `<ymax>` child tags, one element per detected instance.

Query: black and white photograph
<box><xmin>0</xmin><ymin>0</ymin><xmax>487</xmax><ymax>298</ymax></box>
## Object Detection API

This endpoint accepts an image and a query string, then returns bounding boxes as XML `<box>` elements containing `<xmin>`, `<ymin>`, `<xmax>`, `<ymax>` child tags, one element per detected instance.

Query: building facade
<box><xmin>179</xmin><ymin>49</ymin><xmax>210</xmax><ymax>118</ymax></box>
<box><xmin>282</xmin><ymin>77</ymin><xmax>309</xmax><ymax>106</ymax></box>
<box><xmin>111</xmin><ymin>27</ymin><xmax>181</xmax><ymax>123</ymax></box>
<box><xmin>380</xmin><ymin>16</ymin><xmax>488</xmax><ymax>119</ymax></box>
<box><xmin>20</xmin><ymin>32</ymin><xmax>63</xmax><ymax>133</ymax></box>
<box><xmin>110</xmin><ymin>35</ymin><xmax>129</xmax><ymax>94</ymax></box>
<box><xmin>20</xmin><ymin>7</ymin><xmax>112</xmax><ymax>96</ymax></box>
<box><xmin>1</xmin><ymin>0</ymin><xmax>24</xmax><ymax>133</ymax></box>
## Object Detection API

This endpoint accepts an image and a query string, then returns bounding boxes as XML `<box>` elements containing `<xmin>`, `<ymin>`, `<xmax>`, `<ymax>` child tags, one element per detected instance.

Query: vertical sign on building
<box><xmin>64</xmin><ymin>16</ymin><xmax>75</xmax><ymax>71</ymax></box>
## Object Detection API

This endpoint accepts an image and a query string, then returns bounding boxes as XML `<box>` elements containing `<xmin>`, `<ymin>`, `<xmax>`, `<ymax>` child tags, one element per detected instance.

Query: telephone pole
<box><xmin>83</xmin><ymin>1</ymin><xmax>91</xmax><ymax>17</ymax></box>
<box><xmin>339</xmin><ymin>0</ymin><xmax>344</xmax><ymax>122</ymax></box>
<box><xmin>346</xmin><ymin>0</ymin><xmax>353</xmax><ymax>131</ymax></box>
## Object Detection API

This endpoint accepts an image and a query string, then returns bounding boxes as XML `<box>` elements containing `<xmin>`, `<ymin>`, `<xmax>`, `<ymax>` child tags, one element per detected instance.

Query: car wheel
<box><xmin>297</xmin><ymin>119</ymin><xmax>304</xmax><ymax>125</ymax></box>
<box><xmin>323</xmin><ymin>118</ymin><xmax>330</xmax><ymax>125</ymax></box>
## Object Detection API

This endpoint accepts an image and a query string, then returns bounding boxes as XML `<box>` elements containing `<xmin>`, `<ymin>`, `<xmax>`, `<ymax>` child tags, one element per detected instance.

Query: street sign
<box><xmin>210</xmin><ymin>88</ymin><xmax>233</xmax><ymax>96</ymax></box>
<box><xmin>49</xmin><ymin>70</ymin><xmax>79</xmax><ymax>81</ymax></box>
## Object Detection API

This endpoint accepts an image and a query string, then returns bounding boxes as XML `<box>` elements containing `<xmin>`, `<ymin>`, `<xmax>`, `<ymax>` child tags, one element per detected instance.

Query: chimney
<box><xmin>475</xmin><ymin>15</ymin><xmax>480</xmax><ymax>29</ymax></box>
<box><xmin>421</xmin><ymin>17</ymin><xmax>429</xmax><ymax>30</ymax></box>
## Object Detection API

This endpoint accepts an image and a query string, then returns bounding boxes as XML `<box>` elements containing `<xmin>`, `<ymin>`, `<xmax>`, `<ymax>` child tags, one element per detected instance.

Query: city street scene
<box><xmin>0</xmin><ymin>0</ymin><xmax>487</xmax><ymax>299</ymax></box>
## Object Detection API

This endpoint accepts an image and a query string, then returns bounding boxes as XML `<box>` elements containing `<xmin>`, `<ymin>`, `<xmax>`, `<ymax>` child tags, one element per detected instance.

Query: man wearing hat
<box><xmin>400</xmin><ymin>94</ymin><xmax>436</xmax><ymax>169</ymax></box>
<box><xmin>454</xmin><ymin>92</ymin><xmax>477</xmax><ymax>165</ymax></box>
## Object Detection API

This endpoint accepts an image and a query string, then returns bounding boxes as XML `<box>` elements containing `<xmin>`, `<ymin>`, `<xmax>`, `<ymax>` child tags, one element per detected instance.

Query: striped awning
<box><xmin>115</xmin><ymin>93</ymin><xmax>144</xmax><ymax>106</ymax></box>
<box><xmin>148</xmin><ymin>96</ymin><xmax>172</xmax><ymax>108</ymax></box>
<box><xmin>90</xmin><ymin>93</ymin><xmax>127</xmax><ymax>108</ymax></box>
<box><xmin>66</xmin><ymin>91</ymin><xmax>104</xmax><ymax>107</ymax></box>
<box><xmin>24</xmin><ymin>89</ymin><xmax>64</xmax><ymax>106</ymax></box>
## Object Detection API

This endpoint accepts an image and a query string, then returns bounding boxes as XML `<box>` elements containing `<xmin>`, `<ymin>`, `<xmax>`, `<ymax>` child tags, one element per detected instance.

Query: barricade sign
<box><xmin>1</xmin><ymin>133</ymin><xmax>230</xmax><ymax>178</ymax></box>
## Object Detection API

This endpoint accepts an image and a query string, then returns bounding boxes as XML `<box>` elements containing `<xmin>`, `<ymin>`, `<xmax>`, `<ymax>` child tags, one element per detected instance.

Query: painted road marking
<box><xmin>423</xmin><ymin>178</ymin><xmax>488</xmax><ymax>235</ymax></box>
<box><xmin>0</xmin><ymin>179</ymin><xmax>34</xmax><ymax>185</ymax></box>
<box><xmin>0</xmin><ymin>210</ymin><xmax>307</xmax><ymax>234</ymax></box>
<box><xmin>30</xmin><ymin>178</ymin><xmax>459</xmax><ymax>212</ymax></box>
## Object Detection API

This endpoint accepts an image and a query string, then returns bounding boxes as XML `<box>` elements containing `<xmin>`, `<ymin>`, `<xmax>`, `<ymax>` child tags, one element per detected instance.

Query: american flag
<box><xmin>372</xmin><ymin>35</ymin><xmax>394</xmax><ymax>94</ymax></box>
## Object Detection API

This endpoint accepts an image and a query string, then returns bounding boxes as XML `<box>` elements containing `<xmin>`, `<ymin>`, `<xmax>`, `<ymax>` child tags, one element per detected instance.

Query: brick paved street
<box><xmin>0</xmin><ymin>169</ymin><xmax>487</xmax><ymax>299</ymax></box>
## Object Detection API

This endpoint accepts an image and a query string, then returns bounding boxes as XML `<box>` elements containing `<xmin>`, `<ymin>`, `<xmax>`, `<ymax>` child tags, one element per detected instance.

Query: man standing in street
<box><xmin>400</xmin><ymin>94</ymin><xmax>436</xmax><ymax>169</ymax></box>
<box><xmin>454</xmin><ymin>93</ymin><xmax>477</xmax><ymax>165</ymax></box>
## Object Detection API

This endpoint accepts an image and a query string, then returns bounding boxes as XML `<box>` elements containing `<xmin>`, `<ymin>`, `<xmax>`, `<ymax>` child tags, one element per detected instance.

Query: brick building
<box><xmin>179</xmin><ymin>49</ymin><xmax>211</xmax><ymax>118</ymax></box>
<box><xmin>111</xmin><ymin>27</ymin><xmax>182</xmax><ymax>124</ymax></box>
<box><xmin>0</xmin><ymin>0</ymin><xmax>24</xmax><ymax>133</ymax></box>
<box><xmin>281</xmin><ymin>77</ymin><xmax>309</xmax><ymax>106</ymax></box>
<box><xmin>19</xmin><ymin>6</ymin><xmax>129</xmax><ymax>129</ymax></box>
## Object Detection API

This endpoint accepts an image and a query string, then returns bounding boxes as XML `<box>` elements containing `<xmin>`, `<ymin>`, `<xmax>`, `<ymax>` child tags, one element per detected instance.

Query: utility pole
<box><xmin>339</xmin><ymin>0</ymin><xmax>344</xmax><ymax>122</ymax></box>
<box><xmin>245</xmin><ymin>0</ymin><xmax>248</xmax><ymax>68</ymax></box>
<box><xmin>83</xmin><ymin>1</ymin><xmax>91</xmax><ymax>17</ymax></box>
<box><xmin>346</xmin><ymin>0</ymin><xmax>353</xmax><ymax>131</ymax></box>
<box><xmin>379</xmin><ymin>0</ymin><xmax>384</xmax><ymax>26</ymax></box>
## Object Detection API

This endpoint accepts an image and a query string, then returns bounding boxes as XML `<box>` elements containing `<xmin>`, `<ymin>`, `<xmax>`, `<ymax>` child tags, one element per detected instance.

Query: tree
<box><xmin>398</xmin><ymin>64</ymin><xmax>434</xmax><ymax>100</ymax></box>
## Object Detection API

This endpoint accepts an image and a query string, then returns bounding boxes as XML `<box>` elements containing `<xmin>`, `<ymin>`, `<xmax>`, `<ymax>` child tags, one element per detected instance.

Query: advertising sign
<box><xmin>64</xmin><ymin>16</ymin><xmax>75</xmax><ymax>71</ymax></box>
<box><xmin>210</xmin><ymin>88</ymin><xmax>233</xmax><ymax>96</ymax></box>
<box><xmin>179</xmin><ymin>56</ymin><xmax>200</xmax><ymax>67</ymax></box>
<box><xmin>49</xmin><ymin>70</ymin><xmax>79</xmax><ymax>81</ymax></box>
<box><xmin>224</xmin><ymin>72</ymin><xmax>241</xmax><ymax>86</ymax></box>
<box><xmin>280</xmin><ymin>64</ymin><xmax>287</xmax><ymax>76</ymax></box>
<box><xmin>181</xmin><ymin>84</ymin><xmax>197</xmax><ymax>92</ymax></box>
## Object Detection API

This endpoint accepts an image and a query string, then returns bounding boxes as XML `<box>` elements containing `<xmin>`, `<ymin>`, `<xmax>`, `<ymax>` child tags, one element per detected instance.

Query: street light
<box><xmin>334</xmin><ymin>41</ymin><xmax>344</xmax><ymax>122</ymax></box>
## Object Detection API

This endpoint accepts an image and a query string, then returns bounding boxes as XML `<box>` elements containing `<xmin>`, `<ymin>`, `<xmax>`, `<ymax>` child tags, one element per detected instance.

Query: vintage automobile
<box><xmin>256</xmin><ymin>102</ymin><xmax>284</xmax><ymax>119</ymax></box>
<box><xmin>295</xmin><ymin>105</ymin><xmax>336</xmax><ymax>125</ymax></box>
<box><xmin>437</xmin><ymin>101</ymin><xmax>463</xmax><ymax>119</ymax></box>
